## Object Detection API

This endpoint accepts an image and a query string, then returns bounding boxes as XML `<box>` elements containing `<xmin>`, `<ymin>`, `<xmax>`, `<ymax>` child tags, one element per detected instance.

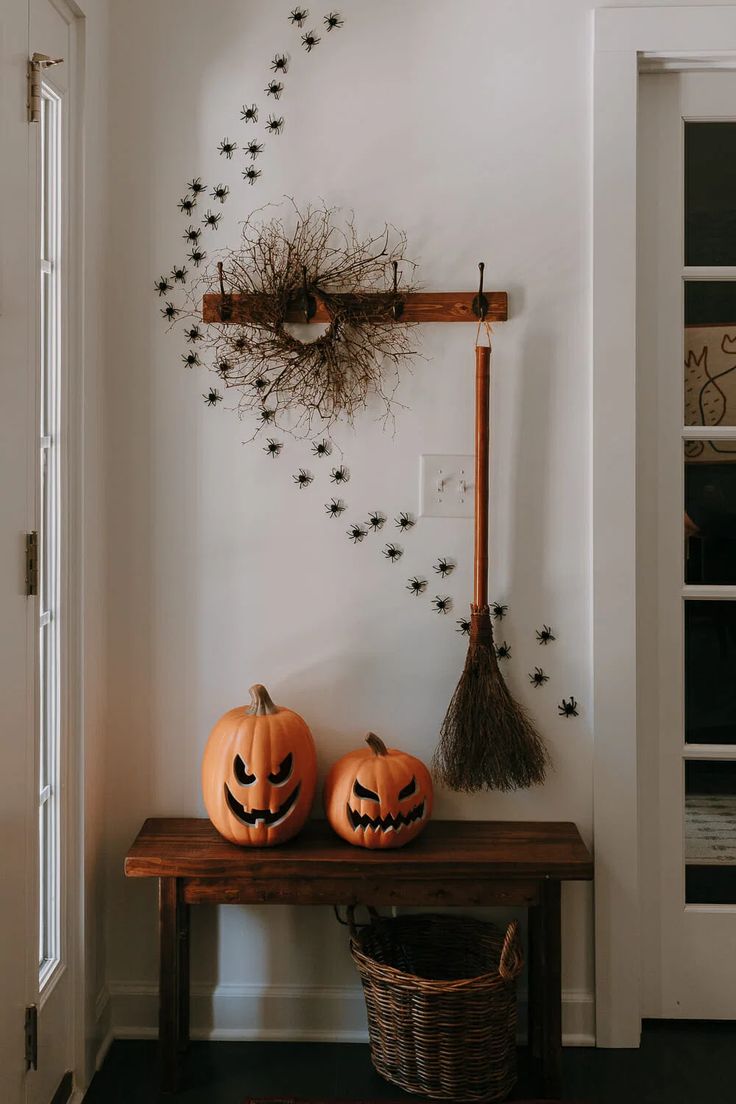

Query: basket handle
<box><xmin>336</xmin><ymin>904</ymin><xmax>380</xmax><ymax>938</ymax></box>
<box><xmin>498</xmin><ymin>919</ymin><xmax>524</xmax><ymax>981</ymax></box>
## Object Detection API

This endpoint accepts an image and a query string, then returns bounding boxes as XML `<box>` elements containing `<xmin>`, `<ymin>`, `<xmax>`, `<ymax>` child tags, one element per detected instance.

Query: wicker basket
<box><xmin>347</xmin><ymin>909</ymin><xmax>523</xmax><ymax>1103</ymax></box>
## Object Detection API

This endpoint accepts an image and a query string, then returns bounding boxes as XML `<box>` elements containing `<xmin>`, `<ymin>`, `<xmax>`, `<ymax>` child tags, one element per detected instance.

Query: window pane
<box><xmin>686</xmin><ymin>759</ymin><xmax>736</xmax><ymax>903</ymax></box>
<box><xmin>685</xmin><ymin>122</ymin><xmax>736</xmax><ymax>265</ymax></box>
<box><xmin>685</xmin><ymin>601</ymin><xmax>736</xmax><ymax>744</ymax></box>
<box><xmin>685</xmin><ymin>443</ymin><xmax>736</xmax><ymax>584</ymax></box>
<box><xmin>685</xmin><ymin>282</ymin><xmax>736</xmax><ymax>429</ymax></box>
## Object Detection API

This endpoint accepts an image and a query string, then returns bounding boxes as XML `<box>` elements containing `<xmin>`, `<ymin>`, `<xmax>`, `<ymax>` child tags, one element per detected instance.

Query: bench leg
<box><xmin>528</xmin><ymin>880</ymin><xmax>562</xmax><ymax>1099</ymax></box>
<box><xmin>159</xmin><ymin>877</ymin><xmax>186</xmax><ymax>1092</ymax></box>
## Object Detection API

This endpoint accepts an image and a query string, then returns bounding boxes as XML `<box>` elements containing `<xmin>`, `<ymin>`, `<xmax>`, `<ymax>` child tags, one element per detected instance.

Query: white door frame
<box><xmin>593</xmin><ymin>4</ymin><xmax>736</xmax><ymax>1048</ymax></box>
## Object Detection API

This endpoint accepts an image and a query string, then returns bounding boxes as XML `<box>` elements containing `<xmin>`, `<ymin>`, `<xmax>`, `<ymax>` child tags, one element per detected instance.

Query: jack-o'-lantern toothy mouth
<box><xmin>347</xmin><ymin>799</ymin><xmax>425</xmax><ymax>833</ymax></box>
<box><xmin>224</xmin><ymin>782</ymin><xmax>301</xmax><ymax>828</ymax></box>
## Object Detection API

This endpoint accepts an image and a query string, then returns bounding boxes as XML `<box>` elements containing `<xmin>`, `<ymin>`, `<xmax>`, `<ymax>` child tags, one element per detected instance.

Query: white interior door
<box><xmin>0</xmin><ymin>2</ymin><xmax>78</xmax><ymax>1102</ymax></box>
<box><xmin>639</xmin><ymin>69</ymin><xmax>736</xmax><ymax>1020</ymax></box>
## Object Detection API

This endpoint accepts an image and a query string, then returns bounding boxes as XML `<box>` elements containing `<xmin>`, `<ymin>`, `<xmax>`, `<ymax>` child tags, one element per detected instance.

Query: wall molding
<box><xmin>106</xmin><ymin>980</ymin><xmax>594</xmax><ymax>1047</ymax></box>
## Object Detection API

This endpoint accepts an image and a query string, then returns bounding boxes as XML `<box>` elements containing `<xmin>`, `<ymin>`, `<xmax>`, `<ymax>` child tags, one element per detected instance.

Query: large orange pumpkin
<box><xmin>323</xmin><ymin>733</ymin><xmax>433</xmax><ymax>849</ymax></box>
<box><xmin>202</xmin><ymin>683</ymin><xmax>317</xmax><ymax>846</ymax></box>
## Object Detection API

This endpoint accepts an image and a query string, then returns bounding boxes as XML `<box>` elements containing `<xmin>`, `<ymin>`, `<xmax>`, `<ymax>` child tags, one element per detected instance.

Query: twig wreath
<box><xmin>177</xmin><ymin>200</ymin><xmax>419</xmax><ymax>436</ymax></box>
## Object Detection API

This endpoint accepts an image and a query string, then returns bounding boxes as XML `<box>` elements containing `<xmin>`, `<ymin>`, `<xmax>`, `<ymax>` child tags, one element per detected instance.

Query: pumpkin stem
<box><xmin>248</xmin><ymin>684</ymin><xmax>279</xmax><ymax>716</ymax></box>
<box><xmin>365</xmin><ymin>732</ymin><xmax>388</xmax><ymax>757</ymax></box>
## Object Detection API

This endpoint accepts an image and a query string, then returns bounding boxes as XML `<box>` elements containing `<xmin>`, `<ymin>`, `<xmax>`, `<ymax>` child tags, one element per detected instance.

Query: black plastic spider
<box><xmin>178</xmin><ymin>196</ymin><xmax>195</xmax><ymax>215</ymax></box>
<box><xmin>289</xmin><ymin>7</ymin><xmax>309</xmax><ymax>26</ymax></box>
<box><xmin>202</xmin><ymin>210</ymin><xmax>221</xmax><ymax>231</ymax></box>
<box><xmin>187</xmin><ymin>177</ymin><xmax>206</xmax><ymax>195</ymax></box>
<box><xmin>293</xmin><ymin>468</ymin><xmax>313</xmax><ymax>489</ymax></box>
<box><xmin>434</xmin><ymin>558</ymin><xmax>455</xmax><ymax>578</ymax></box>
<box><xmin>329</xmin><ymin>465</ymin><xmax>349</xmax><ymax>484</ymax></box>
<box><xmin>347</xmin><ymin>524</ymin><xmax>367</xmax><ymax>544</ymax></box>
<box><xmin>265</xmin><ymin>115</ymin><xmax>284</xmax><ymax>135</ymax></box>
<box><xmin>203</xmin><ymin>388</ymin><xmax>222</xmax><ymax>407</ymax></box>
<box><xmin>395</xmin><ymin>512</ymin><xmax>415</xmax><ymax>532</ymax></box>
<box><xmin>456</xmin><ymin>618</ymin><xmax>471</xmax><ymax>635</ymax></box>
<box><xmin>218</xmin><ymin>138</ymin><xmax>237</xmax><ymax>159</ymax></box>
<box><xmin>492</xmin><ymin>601</ymin><xmax>508</xmax><ymax>620</ymax></box>
<box><xmin>271</xmin><ymin>54</ymin><xmax>289</xmax><ymax>74</ymax></box>
<box><xmin>324</xmin><ymin>11</ymin><xmax>344</xmax><ymax>30</ymax></box>
<box><xmin>188</xmin><ymin>247</ymin><xmax>206</xmax><ymax>267</ymax></box>
<box><xmin>241</xmin><ymin>103</ymin><xmax>258</xmax><ymax>123</ymax></box>
<box><xmin>185</xmin><ymin>324</ymin><xmax>202</xmax><ymax>343</ymax></box>
<box><xmin>367</xmin><ymin>511</ymin><xmax>385</xmax><ymax>532</ymax></box>
<box><xmin>325</xmin><ymin>498</ymin><xmax>346</xmax><ymax>518</ymax></box>
<box><xmin>311</xmin><ymin>439</ymin><xmax>332</xmax><ymax>458</ymax></box>
<box><xmin>246</xmin><ymin>139</ymin><xmax>264</xmax><ymax>159</ymax></box>
<box><xmin>536</xmin><ymin>624</ymin><xmax>556</xmax><ymax>645</ymax></box>
<box><xmin>210</xmin><ymin>183</ymin><xmax>229</xmax><ymax>204</ymax></box>
<box><xmin>433</xmin><ymin>595</ymin><xmax>452</xmax><ymax>615</ymax></box>
<box><xmin>170</xmin><ymin>265</ymin><xmax>188</xmax><ymax>284</ymax></box>
<box><xmin>154</xmin><ymin>275</ymin><xmax>173</xmax><ymax>296</ymax></box>
<box><xmin>232</xmin><ymin>335</ymin><xmax>248</xmax><ymax>353</ymax></box>
<box><xmin>181</xmin><ymin>351</ymin><xmax>201</xmax><ymax>368</ymax></box>
<box><xmin>216</xmin><ymin>358</ymin><xmax>232</xmax><ymax>378</ymax></box>
<box><xmin>243</xmin><ymin>166</ymin><xmax>262</xmax><ymax>185</ymax></box>
<box><xmin>558</xmin><ymin>697</ymin><xmax>579</xmax><ymax>718</ymax></box>
<box><xmin>160</xmin><ymin>302</ymin><xmax>180</xmax><ymax>322</ymax></box>
<box><xmin>407</xmin><ymin>576</ymin><xmax>427</xmax><ymax>596</ymax></box>
<box><xmin>265</xmin><ymin>80</ymin><xmax>284</xmax><ymax>100</ymax></box>
<box><xmin>264</xmin><ymin>438</ymin><xmax>283</xmax><ymax>458</ymax></box>
<box><xmin>529</xmin><ymin>667</ymin><xmax>549</xmax><ymax>688</ymax></box>
<box><xmin>301</xmin><ymin>29</ymin><xmax>320</xmax><ymax>50</ymax></box>
<box><xmin>382</xmin><ymin>544</ymin><xmax>403</xmax><ymax>562</ymax></box>
<box><xmin>259</xmin><ymin>408</ymin><xmax>276</xmax><ymax>423</ymax></box>
<box><xmin>183</xmin><ymin>224</ymin><xmax>201</xmax><ymax>243</ymax></box>
<box><xmin>254</xmin><ymin>376</ymin><xmax>267</xmax><ymax>390</ymax></box>
<box><xmin>496</xmin><ymin>642</ymin><xmax>512</xmax><ymax>660</ymax></box>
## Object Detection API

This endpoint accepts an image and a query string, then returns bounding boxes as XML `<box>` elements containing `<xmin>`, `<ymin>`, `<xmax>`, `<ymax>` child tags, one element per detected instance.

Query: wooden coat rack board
<box><xmin>202</xmin><ymin>290</ymin><xmax>508</xmax><ymax>324</ymax></box>
<box><xmin>202</xmin><ymin>261</ymin><xmax>507</xmax><ymax>325</ymax></box>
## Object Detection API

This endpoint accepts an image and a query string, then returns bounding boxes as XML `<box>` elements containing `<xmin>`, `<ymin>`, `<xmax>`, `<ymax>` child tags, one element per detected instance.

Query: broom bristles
<box><xmin>433</xmin><ymin>608</ymin><xmax>550</xmax><ymax>793</ymax></box>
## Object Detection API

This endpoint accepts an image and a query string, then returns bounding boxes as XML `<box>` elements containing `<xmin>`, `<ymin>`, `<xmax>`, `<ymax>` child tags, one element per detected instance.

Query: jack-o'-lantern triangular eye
<box><xmin>398</xmin><ymin>776</ymin><xmax>417</xmax><ymax>800</ymax></box>
<box><xmin>268</xmin><ymin>752</ymin><xmax>293</xmax><ymax>786</ymax></box>
<box><xmin>354</xmin><ymin>779</ymin><xmax>380</xmax><ymax>802</ymax></box>
<box><xmin>234</xmin><ymin>754</ymin><xmax>256</xmax><ymax>785</ymax></box>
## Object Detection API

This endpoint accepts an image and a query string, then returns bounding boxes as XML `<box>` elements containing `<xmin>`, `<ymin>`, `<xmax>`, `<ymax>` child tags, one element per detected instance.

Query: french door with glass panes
<box><xmin>639</xmin><ymin>70</ymin><xmax>736</xmax><ymax>1019</ymax></box>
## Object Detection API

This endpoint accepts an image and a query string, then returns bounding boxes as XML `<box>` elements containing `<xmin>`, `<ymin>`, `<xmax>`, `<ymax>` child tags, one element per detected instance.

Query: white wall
<box><xmin>77</xmin><ymin>0</ymin><xmax>113</xmax><ymax>1082</ymax></box>
<box><xmin>96</xmin><ymin>0</ymin><xmax>715</xmax><ymax>1049</ymax></box>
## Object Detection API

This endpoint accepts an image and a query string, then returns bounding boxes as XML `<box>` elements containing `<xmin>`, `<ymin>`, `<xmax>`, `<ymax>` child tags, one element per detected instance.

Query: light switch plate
<box><xmin>419</xmin><ymin>454</ymin><xmax>473</xmax><ymax>518</ymax></box>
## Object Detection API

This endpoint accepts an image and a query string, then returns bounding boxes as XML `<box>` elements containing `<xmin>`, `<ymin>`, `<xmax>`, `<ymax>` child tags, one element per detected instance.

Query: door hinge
<box><xmin>24</xmin><ymin>1004</ymin><xmax>38</xmax><ymax>1071</ymax></box>
<box><xmin>25</xmin><ymin>532</ymin><xmax>38</xmax><ymax>597</ymax></box>
<box><xmin>28</xmin><ymin>53</ymin><xmax>63</xmax><ymax>123</ymax></box>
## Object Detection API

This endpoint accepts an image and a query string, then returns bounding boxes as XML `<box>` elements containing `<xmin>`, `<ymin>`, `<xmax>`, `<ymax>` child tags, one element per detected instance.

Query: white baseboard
<box><xmin>107</xmin><ymin>980</ymin><xmax>595</xmax><ymax>1047</ymax></box>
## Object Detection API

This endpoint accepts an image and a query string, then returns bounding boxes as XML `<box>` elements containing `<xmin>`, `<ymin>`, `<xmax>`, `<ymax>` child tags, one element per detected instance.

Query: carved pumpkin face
<box><xmin>202</xmin><ymin>683</ymin><xmax>317</xmax><ymax>846</ymax></box>
<box><xmin>323</xmin><ymin>733</ymin><xmax>433</xmax><ymax>849</ymax></box>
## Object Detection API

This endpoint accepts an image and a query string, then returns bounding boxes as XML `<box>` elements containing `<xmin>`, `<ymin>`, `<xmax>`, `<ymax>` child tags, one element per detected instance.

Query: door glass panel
<box><xmin>685</xmin><ymin>442</ymin><xmax>736</xmax><ymax>583</ymax></box>
<box><xmin>685</xmin><ymin>122</ymin><xmax>736</xmax><ymax>265</ymax></box>
<box><xmin>685</xmin><ymin>282</ymin><xmax>736</xmax><ymax>428</ymax></box>
<box><xmin>685</xmin><ymin>601</ymin><xmax>736</xmax><ymax>744</ymax></box>
<box><xmin>685</xmin><ymin>759</ymin><xmax>736</xmax><ymax>903</ymax></box>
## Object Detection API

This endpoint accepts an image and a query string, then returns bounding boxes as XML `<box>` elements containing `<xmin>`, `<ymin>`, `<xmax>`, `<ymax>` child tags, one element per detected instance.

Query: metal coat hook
<box><xmin>472</xmin><ymin>261</ymin><xmax>489</xmax><ymax>321</ymax></box>
<box><xmin>294</xmin><ymin>265</ymin><xmax>317</xmax><ymax>322</ymax></box>
<box><xmin>217</xmin><ymin>262</ymin><xmax>233</xmax><ymax>322</ymax></box>
<box><xmin>391</xmin><ymin>260</ymin><xmax>404</xmax><ymax>320</ymax></box>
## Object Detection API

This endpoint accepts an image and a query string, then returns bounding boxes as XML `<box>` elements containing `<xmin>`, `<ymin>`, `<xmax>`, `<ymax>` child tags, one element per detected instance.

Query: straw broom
<box><xmin>433</xmin><ymin>328</ymin><xmax>550</xmax><ymax>793</ymax></box>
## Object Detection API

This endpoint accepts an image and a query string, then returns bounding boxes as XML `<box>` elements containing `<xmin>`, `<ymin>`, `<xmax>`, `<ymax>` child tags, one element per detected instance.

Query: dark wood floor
<box><xmin>84</xmin><ymin>1023</ymin><xmax>736</xmax><ymax>1104</ymax></box>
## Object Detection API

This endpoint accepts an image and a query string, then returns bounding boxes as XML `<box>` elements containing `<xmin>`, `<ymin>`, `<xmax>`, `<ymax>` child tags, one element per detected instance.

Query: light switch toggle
<box><xmin>420</xmin><ymin>454</ymin><xmax>474</xmax><ymax>518</ymax></box>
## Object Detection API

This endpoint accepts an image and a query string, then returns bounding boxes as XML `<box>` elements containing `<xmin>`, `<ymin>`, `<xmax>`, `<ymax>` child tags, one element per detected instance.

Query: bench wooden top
<box><xmin>124</xmin><ymin>817</ymin><xmax>593</xmax><ymax>881</ymax></box>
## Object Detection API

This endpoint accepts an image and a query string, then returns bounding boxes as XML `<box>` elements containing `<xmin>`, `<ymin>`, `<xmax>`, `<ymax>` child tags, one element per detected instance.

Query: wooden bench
<box><xmin>124</xmin><ymin>817</ymin><xmax>593</xmax><ymax>1097</ymax></box>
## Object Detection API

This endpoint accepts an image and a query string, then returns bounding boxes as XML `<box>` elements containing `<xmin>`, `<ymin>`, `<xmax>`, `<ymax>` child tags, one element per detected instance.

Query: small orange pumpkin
<box><xmin>323</xmin><ymin>733</ymin><xmax>433</xmax><ymax>849</ymax></box>
<box><xmin>202</xmin><ymin>683</ymin><xmax>317</xmax><ymax>846</ymax></box>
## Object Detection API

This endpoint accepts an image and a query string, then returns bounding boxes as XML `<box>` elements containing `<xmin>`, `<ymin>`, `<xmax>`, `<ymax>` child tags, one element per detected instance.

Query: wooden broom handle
<box><xmin>474</xmin><ymin>344</ymin><xmax>491</xmax><ymax>608</ymax></box>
